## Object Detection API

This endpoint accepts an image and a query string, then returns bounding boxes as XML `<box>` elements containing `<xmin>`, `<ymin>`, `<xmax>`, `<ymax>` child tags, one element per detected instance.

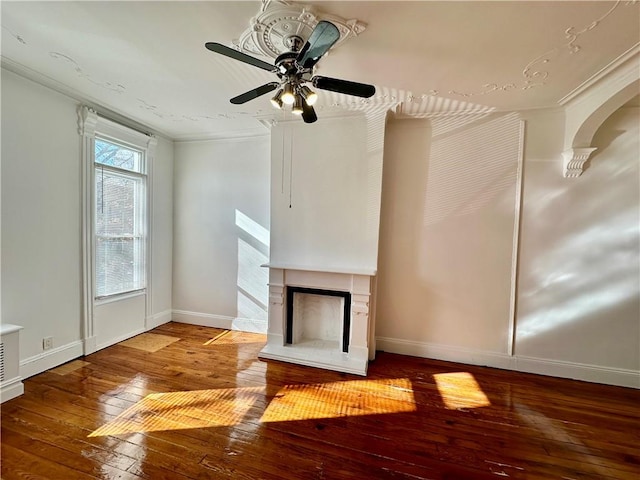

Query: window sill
<box><xmin>95</xmin><ymin>289</ymin><xmax>145</xmax><ymax>306</ymax></box>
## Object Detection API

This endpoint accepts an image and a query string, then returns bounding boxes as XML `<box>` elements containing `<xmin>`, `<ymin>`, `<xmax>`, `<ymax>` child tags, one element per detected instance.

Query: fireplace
<box><xmin>261</xmin><ymin>115</ymin><xmax>387</xmax><ymax>376</ymax></box>
<box><xmin>286</xmin><ymin>286</ymin><xmax>351</xmax><ymax>353</ymax></box>
<box><xmin>259</xmin><ymin>265</ymin><xmax>376</xmax><ymax>376</ymax></box>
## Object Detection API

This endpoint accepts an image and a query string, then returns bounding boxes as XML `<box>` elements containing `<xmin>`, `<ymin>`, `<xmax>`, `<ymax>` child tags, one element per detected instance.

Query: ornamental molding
<box><xmin>78</xmin><ymin>106</ymin><xmax>98</xmax><ymax>137</ymax></box>
<box><xmin>562</xmin><ymin>147</ymin><xmax>597</xmax><ymax>178</ymax></box>
<box><xmin>450</xmin><ymin>0</ymin><xmax>637</xmax><ymax>98</ymax></box>
<box><xmin>563</xmin><ymin>50</ymin><xmax>639</xmax><ymax>150</ymax></box>
<box><xmin>50</xmin><ymin>52</ymin><xmax>126</xmax><ymax>94</ymax></box>
<box><xmin>561</xmin><ymin>49</ymin><xmax>638</xmax><ymax>178</ymax></box>
<box><xmin>269</xmin><ymin>286</ymin><xmax>284</xmax><ymax>307</ymax></box>
<box><xmin>232</xmin><ymin>0</ymin><xmax>366</xmax><ymax>59</ymax></box>
<box><xmin>3</xmin><ymin>26</ymin><xmax>27</xmax><ymax>45</ymax></box>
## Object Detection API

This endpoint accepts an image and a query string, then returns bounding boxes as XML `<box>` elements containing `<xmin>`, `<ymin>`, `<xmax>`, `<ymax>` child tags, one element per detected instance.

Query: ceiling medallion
<box><xmin>232</xmin><ymin>0</ymin><xmax>366</xmax><ymax>59</ymax></box>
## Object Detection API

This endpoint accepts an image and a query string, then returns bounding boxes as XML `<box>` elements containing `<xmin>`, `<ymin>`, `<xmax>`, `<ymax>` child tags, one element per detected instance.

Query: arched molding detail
<box><xmin>561</xmin><ymin>47</ymin><xmax>639</xmax><ymax>177</ymax></box>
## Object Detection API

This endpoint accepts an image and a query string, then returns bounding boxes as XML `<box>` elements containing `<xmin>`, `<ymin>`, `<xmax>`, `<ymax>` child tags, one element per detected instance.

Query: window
<box><xmin>94</xmin><ymin>138</ymin><xmax>146</xmax><ymax>298</ymax></box>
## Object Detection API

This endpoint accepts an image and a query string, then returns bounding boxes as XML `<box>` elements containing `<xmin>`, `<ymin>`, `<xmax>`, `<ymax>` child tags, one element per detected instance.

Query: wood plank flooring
<box><xmin>2</xmin><ymin>322</ymin><xmax>639</xmax><ymax>479</ymax></box>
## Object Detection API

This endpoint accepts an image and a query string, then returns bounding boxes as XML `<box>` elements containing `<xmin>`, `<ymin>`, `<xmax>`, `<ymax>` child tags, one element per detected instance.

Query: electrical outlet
<box><xmin>43</xmin><ymin>336</ymin><xmax>54</xmax><ymax>350</ymax></box>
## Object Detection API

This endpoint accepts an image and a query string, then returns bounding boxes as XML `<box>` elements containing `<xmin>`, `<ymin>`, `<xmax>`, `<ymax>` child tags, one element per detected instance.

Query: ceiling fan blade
<box><xmin>301</xmin><ymin>101</ymin><xmax>317</xmax><ymax>124</ymax></box>
<box><xmin>296</xmin><ymin>21</ymin><xmax>340</xmax><ymax>69</ymax></box>
<box><xmin>205</xmin><ymin>42</ymin><xmax>276</xmax><ymax>72</ymax></box>
<box><xmin>312</xmin><ymin>76</ymin><xmax>376</xmax><ymax>98</ymax></box>
<box><xmin>230</xmin><ymin>82</ymin><xmax>280</xmax><ymax>104</ymax></box>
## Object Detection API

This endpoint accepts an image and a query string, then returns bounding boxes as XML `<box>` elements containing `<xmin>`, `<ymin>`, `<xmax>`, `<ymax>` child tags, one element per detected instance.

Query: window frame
<box><xmin>79</xmin><ymin>107</ymin><xmax>157</xmax><ymax>354</ymax></box>
<box><xmin>93</xmin><ymin>137</ymin><xmax>147</xmax><ymax>300</ymax></box>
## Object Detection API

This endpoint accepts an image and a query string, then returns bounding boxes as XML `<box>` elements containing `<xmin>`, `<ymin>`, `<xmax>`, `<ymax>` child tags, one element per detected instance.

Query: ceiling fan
<box><xmin>205</xmin><ymin>20</ymin><xmax>376</xmax><ymax>124</ymax></box>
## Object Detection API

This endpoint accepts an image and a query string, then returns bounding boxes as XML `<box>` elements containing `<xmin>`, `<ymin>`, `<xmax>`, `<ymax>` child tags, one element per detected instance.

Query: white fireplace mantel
<box><xmin>262</xmin><ymin>263</ymin><xmax>376</xmax><ymax>277</ymax></box>
<box><xmin>258</xmin><ymin>265</ymin><xmax>377</xmax><ymax>376</ymax></box>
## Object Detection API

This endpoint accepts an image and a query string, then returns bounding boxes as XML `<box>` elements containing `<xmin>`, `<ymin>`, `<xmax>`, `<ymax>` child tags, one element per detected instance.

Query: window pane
<box><xmin>95</xmin><ymin>139</ymin><xmax>142</xmax><ymax>173</ymax></box>
<box><xmin>96</xmin><ymin>171</ymin><xmax>140</xmax><ymax>236</ymax></box>
<box><xmin>95</xmin><ymin>158</ymin><xmax>145</xmax><ymax>298</ymax></box>
<box><xmin>96</xmin><ymin>238</ymin><xmax>144</xmax><ymax>297</ymax></box>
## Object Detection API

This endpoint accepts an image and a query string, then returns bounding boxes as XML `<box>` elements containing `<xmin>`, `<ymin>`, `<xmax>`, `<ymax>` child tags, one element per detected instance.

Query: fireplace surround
<box><xmin>259</xmin><ymin>264</ymin><xmax>376</xmax><ymax>376</ymax></box>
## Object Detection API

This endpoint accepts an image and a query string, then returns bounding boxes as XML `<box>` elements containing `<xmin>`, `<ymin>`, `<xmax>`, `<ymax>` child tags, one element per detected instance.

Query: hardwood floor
<box><xmin>2</xmin><ymin>322</ymin><xmax>639</xmax><ymax>479</ymax></box>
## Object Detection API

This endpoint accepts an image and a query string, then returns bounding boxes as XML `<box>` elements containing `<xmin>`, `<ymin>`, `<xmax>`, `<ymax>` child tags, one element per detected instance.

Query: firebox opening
<box><xmin>286</xmin><ymin>286</ymin><xmax>351</xmax><ymax>353</ymax></box>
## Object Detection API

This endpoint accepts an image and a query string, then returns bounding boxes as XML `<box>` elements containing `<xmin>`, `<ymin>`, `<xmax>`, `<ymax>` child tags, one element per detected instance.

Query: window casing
<box><xmin>94</xmin><ymin>138</ymin><xmax>147</xmax><ymax>299</ymax></box>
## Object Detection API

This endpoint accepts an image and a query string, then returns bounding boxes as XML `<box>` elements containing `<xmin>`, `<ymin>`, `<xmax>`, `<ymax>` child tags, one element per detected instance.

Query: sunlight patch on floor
<box><xmin>119</xmin><ymin>333</ymin><xmax>180</xmax><ymax>353</ymax></box>
<box><xmin>49</xmin><ymin>360</ymin><xmax>91</xmax><ymax>375</ymax></box>
<box><xmin>203</xmin><ymin>330</ymin><xmax>231</xmax><ymax>345</ymax></box>
<box><xmin>260</xmin><ymin>378</ymin><xmax>417</xmax><ymax>422</ymax></box>
<box><xmin>203</xmin><ymin>330</ymin><xmax>266</xmax><ymax>346</ymax></box>
<box><xmin>433</xmin><ymin>372</ymin><xmax>491</xmax><ymax>410</ymax></box>
<box><xmin>89</xmin><ymin>378</ymin><xmax>416</xmax><ymax>437</ymax></box>
<box><xmin>88</xmin><ymin>386</ymin><xmax>265</xmax><ymax>437</ymax></box>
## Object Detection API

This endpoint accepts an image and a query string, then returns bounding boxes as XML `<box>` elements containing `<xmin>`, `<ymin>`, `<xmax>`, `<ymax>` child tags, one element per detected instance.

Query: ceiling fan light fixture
<box><xmin>292</xmin><ymin>95</ymin><xmax>304</xmax><ymax>115</ymax></box>
<box><xmin>281</xmin><ymin>83</ymin><xmax>296</xmax><ymax>105</ymax></box>
<box><xmin>205</xmin><ymin>21</ymin><xmax>375</xmax><ymax>123</ymax></box>
<box><xmin>270</xmin><ymin>89</ymin><xmax>284</xmax><ymax>109</ymax></box>
<box><xmin>299</xmin><ymin>85</ymin><xmax>318</xmax><ymax>106</ymax></box>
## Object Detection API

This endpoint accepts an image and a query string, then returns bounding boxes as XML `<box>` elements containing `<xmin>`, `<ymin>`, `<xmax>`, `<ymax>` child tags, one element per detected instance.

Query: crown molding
<box><xmin>1</xmin><ymin>57</ymin><xmax>173</xmax><ymax>140</ymax></box>
<box><xmin>173</xmin><ymin>130</ymin><xmax>270</xmax><ymax>144</ymax></box>
<box><xmin>558</xmin><ymin>43</ymin><xmax>640</xmax><ymax>106</ymax></box>
<box><xmin>2</xmin><ymin>56</ymin><xmax>267</xmax><ymax>143</ymax></box>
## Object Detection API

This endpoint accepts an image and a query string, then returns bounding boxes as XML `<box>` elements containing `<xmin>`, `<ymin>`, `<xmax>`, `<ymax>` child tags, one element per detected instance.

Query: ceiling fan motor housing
<box><xmin>284</xmin><ymin>35</ymin><xmax>304</xmax><ymax>53</ymax></box>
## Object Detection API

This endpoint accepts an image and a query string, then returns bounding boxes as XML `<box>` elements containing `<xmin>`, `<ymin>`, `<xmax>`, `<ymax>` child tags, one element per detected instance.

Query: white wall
<box><xmin>377</xmin><ymin>113</ymin><xmax>522</xmax><ymax>352</ymax></box>
<box><xmin>172</xmin><ymin>136</ymin><xmax>270</xmax><ymax>332</ymax></box>
<box><xmin>375</xmin><ymin>107</ymin><xmax>639</xmax><ymax>387</ymax></box>
<box><xmin>516</xmin><ymin>106</ymin><xmax>639</xmax><ymax>371</ymax></box>
<box><xmin>270</xmin><ymin>116</ymin><xmax>380</xmax><ymax>273</ymax></box>
<box><xmin>1</xmin><ymin>69</ymin><xmax>174</xmax><ymax>377</ymax></box>
<box><xmin>2</xmin><ymin>69</ymin><xmax>83</xmax><ymax>370</ymax></box>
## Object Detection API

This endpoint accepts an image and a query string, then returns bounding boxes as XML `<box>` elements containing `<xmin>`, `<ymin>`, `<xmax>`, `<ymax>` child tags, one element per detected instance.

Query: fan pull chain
<box><xmin>281</xmin><ymin>119</ymin><xmax>285</xmax><ymax>194</ymax></box>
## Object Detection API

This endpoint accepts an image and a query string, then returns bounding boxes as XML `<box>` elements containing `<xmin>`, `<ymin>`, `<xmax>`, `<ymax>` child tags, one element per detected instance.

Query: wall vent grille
<box><xmin>0</xmin><ymin>341</ymin><xmax>5</xmax><ymax>382</ymax></box>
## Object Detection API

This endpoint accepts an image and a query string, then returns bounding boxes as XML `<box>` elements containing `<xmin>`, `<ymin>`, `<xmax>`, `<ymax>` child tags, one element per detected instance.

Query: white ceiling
<box><xmin>2</xmin><ymin>1</ymin><xmax>639</xmax><ymax>140</ymax></box>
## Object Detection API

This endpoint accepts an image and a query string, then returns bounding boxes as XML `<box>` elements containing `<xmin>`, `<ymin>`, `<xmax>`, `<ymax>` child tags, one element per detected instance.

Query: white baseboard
<box><xmin>1</xmin><ymin>376</ymin><xmax>25</xmax><ymax>403</ymax></box>
<box><xmin>172</xmin><ymin>310</ymin><xmax>233</xmax><ymax>329</ymax></box>
<box><xmin>171</xmin><ymin>310</ymin><xmax>268</xmax><ymax>333</ymax></box>
<box><xmin>83</xmin><ymin>335</ymin><xmax>97</xmax><ymax>355</ymax></box>
<box><xmin>96</xmin><ymin>328</ymin><xmax>146</xmax><ymax>352</ymax></box>
<box><xmin>376</xmin><ymin>337</ymin><xmax>513</xmax><ymax>369</ymax></box>
<box><xmin>514</xmin><ymin>355</ymin><xmax>640</xmax><ymax>389</ymax></box>
<box><xmin>231</xmin><ymin>317</ymin><xmax>267</xmax><ymax>334</ymax></box>
<box><xmin>146</xmin><ymin>309</ymin><xmax>172</xmax><ymax>330</ymax></box>
<box><xmin>20</xmin><ymin>340</ymin><xmax>84</xmax><ymax>380</ymax></box>
<box><xmin>376</xmin><ymin>336</ymin><xmax>640</xmax><ymax>389</ymax></box>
